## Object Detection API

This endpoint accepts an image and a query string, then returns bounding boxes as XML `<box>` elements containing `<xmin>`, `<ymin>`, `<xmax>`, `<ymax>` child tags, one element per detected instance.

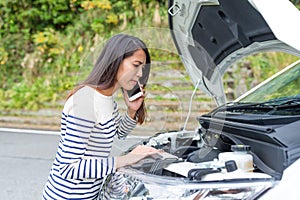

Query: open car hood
<box><xmin>168</xmin><ymin>0</ymin><xmax>300</xmax><ymax>105</ymax></box>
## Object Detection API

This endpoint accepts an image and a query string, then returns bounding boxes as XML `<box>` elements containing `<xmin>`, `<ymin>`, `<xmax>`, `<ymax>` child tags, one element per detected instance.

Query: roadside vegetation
<box><xmin>0</xmin><ymin>0</ymin><xmax>299</xmax><ymax>115</ymax></box>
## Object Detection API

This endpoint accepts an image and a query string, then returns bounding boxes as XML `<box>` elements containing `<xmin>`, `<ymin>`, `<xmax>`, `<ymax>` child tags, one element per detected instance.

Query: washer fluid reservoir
<box><xmin>218</xmin><ymin>145</ymin><xmax>253</xmax><ymax>172</ymax></box>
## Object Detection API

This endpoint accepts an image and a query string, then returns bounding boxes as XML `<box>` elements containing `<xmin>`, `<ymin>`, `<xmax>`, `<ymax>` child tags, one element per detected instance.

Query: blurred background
<box><xmin>0</xmin><ymin>0</ymin><xmax>299</xmax><ymax>135</ymax></box>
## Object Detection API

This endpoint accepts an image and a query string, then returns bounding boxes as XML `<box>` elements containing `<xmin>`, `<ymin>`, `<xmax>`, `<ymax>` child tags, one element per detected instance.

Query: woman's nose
<box><xmin>137</xmin><ymin>65</ymin><xmax>143</xmax><ymax>78</ymax></box>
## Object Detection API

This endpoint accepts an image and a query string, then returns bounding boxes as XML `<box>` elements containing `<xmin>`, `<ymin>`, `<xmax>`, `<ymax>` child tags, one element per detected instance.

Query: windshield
<box><xmin>237</xmin><ymin>60</ymin><xmax>300</xmax><ymax>103</ymax></box>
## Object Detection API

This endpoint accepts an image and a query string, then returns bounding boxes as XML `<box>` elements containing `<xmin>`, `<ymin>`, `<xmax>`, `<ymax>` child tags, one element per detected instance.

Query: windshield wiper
<box><xmin>237</xmin><ymin>96</ymin><xmax>300</xmax><ymax>108</ymax></box>
<box><xmin>212</xmin><ymin>97</ymin><xmax>300</xmax><ymax>114</ymax></box>
<box><xmin>275</xmin><ymin>97</ymin><xmax>300</xmax><ymax>107</ymax></box>
<box><xmin>211</xmin><ymin>102</ymin><xmax>273</xmax><ymax>114</ymax></box>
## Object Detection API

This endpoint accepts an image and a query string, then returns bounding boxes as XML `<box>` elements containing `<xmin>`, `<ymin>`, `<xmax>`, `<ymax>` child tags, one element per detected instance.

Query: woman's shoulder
<box><xmin>75</xmin><ymin>85</ymin><xmax>95</xmax><ymax>96</ymax></box>
<box><xmin>63</xmin><ymin>86</ymin><xmax>98</xmax><ymax>120</ymax></box>
<box><xmin>63</xmin><ymin>86</ymin><xmax>115</xmax><ymax>120</ymax></box>
<box><xmin>65</xmin><ymin>86</ymin><xmax>93</xmax><ymax>104</ymax></box>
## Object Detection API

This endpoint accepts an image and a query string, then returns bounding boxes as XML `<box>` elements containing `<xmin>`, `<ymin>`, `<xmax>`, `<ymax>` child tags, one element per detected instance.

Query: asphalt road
<box><xmin>0</xmin><ymin>128</ymin><xmax>145</xmax><ymax>200</ymax></box>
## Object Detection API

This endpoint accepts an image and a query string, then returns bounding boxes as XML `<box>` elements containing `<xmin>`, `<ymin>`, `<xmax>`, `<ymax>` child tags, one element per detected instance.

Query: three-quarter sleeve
<box><xmin>112</xmin><ymin>101</ymin><xmax>137</xmax><ymax>140</ymax></box>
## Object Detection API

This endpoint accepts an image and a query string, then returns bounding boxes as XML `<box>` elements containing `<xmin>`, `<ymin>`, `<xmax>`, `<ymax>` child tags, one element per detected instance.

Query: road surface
<box><xmin>0</xmin><ymin>128</ymin><xmax>146</xmax><ymax>200</ymax></box>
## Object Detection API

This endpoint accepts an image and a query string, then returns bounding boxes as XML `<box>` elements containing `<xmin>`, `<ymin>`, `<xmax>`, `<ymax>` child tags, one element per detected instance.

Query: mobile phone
<box><xmin>127</xmin><ymin>81</ymin><xmax>143</xmax><ymax>101</ymax></box>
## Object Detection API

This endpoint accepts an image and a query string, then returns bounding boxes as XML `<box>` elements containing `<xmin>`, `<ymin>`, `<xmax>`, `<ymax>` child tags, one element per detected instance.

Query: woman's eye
<box><xmin>133</xmin><ymin>63</ymin><xmax>145</xmax><ymax>68</ymax></box>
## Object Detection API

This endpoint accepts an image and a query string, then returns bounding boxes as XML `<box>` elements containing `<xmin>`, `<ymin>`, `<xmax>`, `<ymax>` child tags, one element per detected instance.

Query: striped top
<box><xmin>42</xmin><ymin>86</ymin><xmax>136</xmax><ymax>199</ymax></box>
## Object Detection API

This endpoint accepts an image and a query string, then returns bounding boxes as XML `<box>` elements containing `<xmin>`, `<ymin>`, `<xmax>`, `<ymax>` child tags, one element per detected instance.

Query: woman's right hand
<box><xmin>116</xmin><ymin>145</ymin><xmax>162</xmax><ymax>169</ymax></box>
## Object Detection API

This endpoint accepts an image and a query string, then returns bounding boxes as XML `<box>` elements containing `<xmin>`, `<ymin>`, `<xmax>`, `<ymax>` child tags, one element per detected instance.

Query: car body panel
<box><xmin>168</xmin><ymin>0</ymin><xmax>300</xmax><ymax>105</ymax></box>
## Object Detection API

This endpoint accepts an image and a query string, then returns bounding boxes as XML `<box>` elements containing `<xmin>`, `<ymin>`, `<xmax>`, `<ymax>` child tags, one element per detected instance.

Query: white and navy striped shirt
<box><xmin>42</xmin><ymin>86</ymin><xmax>136</xmax><ymax>199</ymax></box>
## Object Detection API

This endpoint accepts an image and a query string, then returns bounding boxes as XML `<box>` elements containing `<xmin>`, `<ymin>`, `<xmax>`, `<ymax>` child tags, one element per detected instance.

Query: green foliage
<box><xmin>246</xmin><ymin>52</ymin><xmax>298</xmax><ymax>84</ymax></box>
<box><xmin>0</xmin><ymin>0</ymin><xmax>170</xmax><ymax>112</ymax></box>
<box><xmin>0</xmin><ymin>0</ymin><xmax>82</xmax><ymax>34</ymax></box>
<box><xmin>0</xmin><ymin>0</ymin><xmax>299</xmax><ymax>113</ymax></box>
<box><xmin>0</xmin><ymin>75</ymin><xmax>75</xmax><ymax>111</ymax></box>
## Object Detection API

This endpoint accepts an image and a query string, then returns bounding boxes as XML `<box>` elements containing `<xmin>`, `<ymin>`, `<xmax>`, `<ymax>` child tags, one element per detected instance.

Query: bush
<box><xmin>0</xmin><ymin>0</ymin><xmax>170</xmax><ymax>112</ymax></box>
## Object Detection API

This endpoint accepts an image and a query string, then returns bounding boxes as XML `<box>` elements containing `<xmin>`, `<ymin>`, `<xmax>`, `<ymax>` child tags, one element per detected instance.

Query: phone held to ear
<box><xmin>127</xmin><ymin>81</ymin><xmax>143</xmax><ymax>102</ymax></box>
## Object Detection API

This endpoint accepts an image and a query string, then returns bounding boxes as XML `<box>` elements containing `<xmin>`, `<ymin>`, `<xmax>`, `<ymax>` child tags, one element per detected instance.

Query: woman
<box><xmin>42</xmin><ymin>34</ymin><xmax>160</xmax><ymax>199</ymax></box>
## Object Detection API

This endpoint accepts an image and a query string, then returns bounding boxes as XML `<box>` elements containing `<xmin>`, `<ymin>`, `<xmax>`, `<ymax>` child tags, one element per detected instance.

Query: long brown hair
<box><xmin>67</xmin><ymin>34</ymin><xmax>151</xmax><ymax>124</ymax></box>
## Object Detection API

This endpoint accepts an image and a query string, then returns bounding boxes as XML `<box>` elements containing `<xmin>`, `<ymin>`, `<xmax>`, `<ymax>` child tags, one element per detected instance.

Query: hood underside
<box><xmin>168</xmin><ymin>0</ymin><xmax>300</xmax><ymax>105</ymax></box>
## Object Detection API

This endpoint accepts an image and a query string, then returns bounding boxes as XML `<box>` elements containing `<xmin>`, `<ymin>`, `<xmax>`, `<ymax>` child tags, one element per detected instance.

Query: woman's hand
<box><xmin>116</xmin><ymin>145</ymin><xmax>162</xmax><ymax>169</ymax></box>
<box><xmin>123</xmin><ymin>86</ymin><xmax>145</xmax><ymax>119</ymax></box>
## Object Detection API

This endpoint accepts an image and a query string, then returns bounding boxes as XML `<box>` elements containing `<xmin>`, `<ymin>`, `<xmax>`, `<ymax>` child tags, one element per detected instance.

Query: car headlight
<box><xmin>99</xmin><ymin>167</ymin><xmax>277</xmax><ymax>200</ymax></box>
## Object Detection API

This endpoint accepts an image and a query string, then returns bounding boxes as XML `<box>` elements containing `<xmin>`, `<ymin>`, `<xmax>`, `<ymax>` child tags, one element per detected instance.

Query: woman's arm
<box><xmin>113</xmin><ymin>101</ymin><xmax>137</xmax><ymax>140</ymax></box>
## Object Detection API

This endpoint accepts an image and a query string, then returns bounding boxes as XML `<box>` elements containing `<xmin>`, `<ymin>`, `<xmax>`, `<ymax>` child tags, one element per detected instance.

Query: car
<box><xmin>99</xmin><ymin>0</ymin><xmax>300</xmax><ymax>199</ymax></box>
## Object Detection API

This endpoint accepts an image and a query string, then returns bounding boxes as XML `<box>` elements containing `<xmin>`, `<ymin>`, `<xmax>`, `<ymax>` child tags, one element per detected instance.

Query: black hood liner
<box><xmin>189</xmin><ymin>0</ymin><xmax>276</xmax><ymax>79</ymax></box>
<box><xmin>183</xmin><ymin>0</ymin><xmax>275</xmax><ymax>80</ymax></box>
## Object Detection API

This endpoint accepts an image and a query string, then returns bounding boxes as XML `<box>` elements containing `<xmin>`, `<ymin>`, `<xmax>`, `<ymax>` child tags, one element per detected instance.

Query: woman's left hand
<box><xmin>116</xmin><ymin>145</ymin><xmax>163</xmax><ymax>169</ymax></box>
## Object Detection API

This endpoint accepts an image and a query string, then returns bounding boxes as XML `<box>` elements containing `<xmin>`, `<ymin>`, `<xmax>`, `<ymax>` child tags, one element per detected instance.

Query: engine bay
<box><xmin>101</xmin><ymin>129</ymin><xmax>279</xmax><ymax>199</ymax></box>
<box><xmin>126</xmin><ymin>129</ymin><xmax>273</xmax><ymax>181</ymax></box>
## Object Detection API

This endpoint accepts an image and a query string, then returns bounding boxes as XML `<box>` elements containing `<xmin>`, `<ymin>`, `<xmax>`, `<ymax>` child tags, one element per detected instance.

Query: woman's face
<box><xmin>116</xmin><ymin>49</ymin><xmax>146</xmax><ymax>91</ymax></box>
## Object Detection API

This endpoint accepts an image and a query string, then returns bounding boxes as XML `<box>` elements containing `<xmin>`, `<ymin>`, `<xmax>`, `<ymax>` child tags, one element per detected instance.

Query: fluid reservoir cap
<box><xmin>231</xmin><ymin>145</ymin><xmax>251</xmax><ymax>152</ymax></box>
<box><xmin>225</xmin><ymin>160</ymin><xmax>238</xmax><ymax>172</ymax></box>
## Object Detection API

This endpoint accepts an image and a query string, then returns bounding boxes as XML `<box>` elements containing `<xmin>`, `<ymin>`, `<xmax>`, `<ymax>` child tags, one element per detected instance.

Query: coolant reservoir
<box><xmin>218</xmin><ymin>145</ymin><xmax>253</xmax><ymax>172</ymax></box>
